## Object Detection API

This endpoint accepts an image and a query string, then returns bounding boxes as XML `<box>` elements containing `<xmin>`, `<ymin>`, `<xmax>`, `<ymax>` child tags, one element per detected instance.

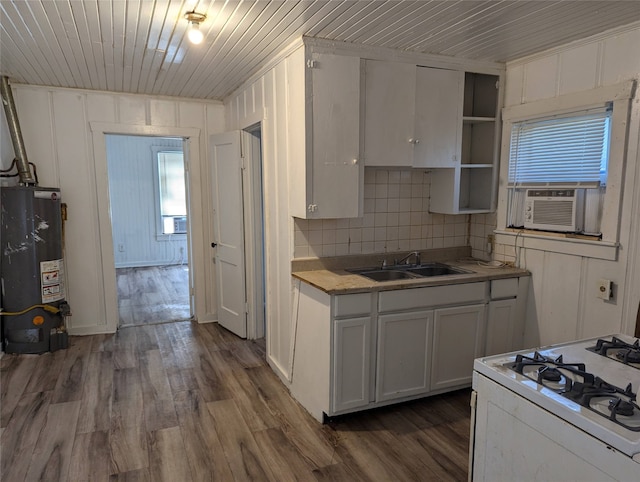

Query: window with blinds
<box><xmin>508</xmin><ymin>106</ymin><xmax>612</xmax><ymax>187</ymax></box>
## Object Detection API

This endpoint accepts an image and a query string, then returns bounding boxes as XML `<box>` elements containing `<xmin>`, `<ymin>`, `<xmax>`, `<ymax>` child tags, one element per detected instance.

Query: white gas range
<box><xmin>470</xmin><ymin>334</ymin><xmax>640</xmax><ymax>482</ymax></box>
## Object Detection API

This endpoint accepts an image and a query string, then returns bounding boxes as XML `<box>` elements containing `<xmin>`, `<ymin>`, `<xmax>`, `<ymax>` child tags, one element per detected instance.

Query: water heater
<box><xmin>1</xmin><ymin>185</ymin><xmax>69</xmax><ymax>353</ymax></box>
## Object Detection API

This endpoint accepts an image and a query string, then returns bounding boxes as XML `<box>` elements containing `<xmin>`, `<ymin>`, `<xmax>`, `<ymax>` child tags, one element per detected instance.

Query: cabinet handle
<box><xmin>408</xmin><ymin>138</ymin><xmax>420</xmax><ymax>145</ymax></box>
<box><xmin>351</xmin><ymin>158</ymin><xmax>358</xmax><ymax>165</ymax></box>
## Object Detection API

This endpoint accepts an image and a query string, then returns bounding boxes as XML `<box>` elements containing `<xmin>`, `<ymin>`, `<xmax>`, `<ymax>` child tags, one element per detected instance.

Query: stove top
<box><xmin>587</xmin><ymin>336</ymin><xmax>640</xmax><ymax>369</ymax></box>
<box><xmin>473</xmin><ymin>334</ymin><xmax>640</xmax><ymax>458</ymax></box>
<box><xmin>508</xmin><ymin>351</ymin><xmax>640</xmax><ymax>432</ymax></box>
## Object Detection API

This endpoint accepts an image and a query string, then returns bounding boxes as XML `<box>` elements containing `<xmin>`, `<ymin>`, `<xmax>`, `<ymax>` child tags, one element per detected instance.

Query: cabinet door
<box><xmin>485</xmin><ymin>299</ymin><xmax>517</xmax><ymax>356</ymax></box>
<box><xmin>413</xmin><ymin>67</ymin><xmax>463</xmax><ymax>168</ymax></box>
<box><xmin>376</xmin><ymin>310</ymin><xmax>433</xmax><ymax>402</ymax></box>
<box><xmin>308</xmin><ymin>52</ymin><xmax>362</xmax><ymax>218</ymax></box>
<box><xmin>431</xmin><ymin>304</ymin><xmax>485</xmax><ymax>391</ymax></box>
<box><xmin>363</xmin><ymin>60</ymin><xmax>416</xmax><ymax>167</ymax></box>
<box><xmin>333</xmin><ymin>316</ymin><xmax>372</xmax><ymax>413</ymax></box>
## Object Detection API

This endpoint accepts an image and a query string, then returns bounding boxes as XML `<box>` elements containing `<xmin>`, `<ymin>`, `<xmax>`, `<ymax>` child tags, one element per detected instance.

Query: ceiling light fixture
<box><xmin>184</xmin><ymin>11</ymin><xmax>206</xmax><ymax>45</ymax></box>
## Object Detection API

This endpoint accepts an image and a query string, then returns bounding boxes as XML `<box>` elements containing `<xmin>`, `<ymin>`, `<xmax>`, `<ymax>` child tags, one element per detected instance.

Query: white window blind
<box><xmin>508</xmin><ymin>106</ymin><xmax>611</xmax><ymax>186</ymax></box>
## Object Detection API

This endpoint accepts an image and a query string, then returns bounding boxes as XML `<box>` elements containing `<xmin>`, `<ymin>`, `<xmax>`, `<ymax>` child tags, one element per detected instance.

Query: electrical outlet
<box><xmin>487</xmin><ymin>234</ymin><xmax>495</xmax><ymax>254</ymax></box>
<box><xmin>597</xmin><ymin>279</ymin><xmax>612</xmax><ymax>300</ymax></box>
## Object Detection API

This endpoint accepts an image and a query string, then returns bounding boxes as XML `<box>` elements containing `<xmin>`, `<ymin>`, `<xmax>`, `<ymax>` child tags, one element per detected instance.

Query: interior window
<box><xmin>506</xmin><ymin>106</ymin><xmax>612</xmax><ymax>235</ymax></box>
<box><xmin>157</xmin><ymin>151</ymin><xmax>187</xmax><ymax>234</ymax></box>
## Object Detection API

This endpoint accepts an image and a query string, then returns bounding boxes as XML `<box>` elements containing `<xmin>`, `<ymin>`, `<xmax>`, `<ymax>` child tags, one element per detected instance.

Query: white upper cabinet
<box><xmin>413</xmin><ymin>66</ymin><xmax>464</xmax><ymax>168</ymax></box>
<box><xmin>363</xmin><ymin>60</ymin><xmax>416</xmax><ymax>167</ymax></box>
<box><xmin>289</xmin><ymin>47</ymin><xmax>362</xmax><ymax>219</ymax></box>
<box><xmin>363</xmin><ymin>62</ymin><xmax>463</xmax><ymax>168</ymax></box>
<box><xmin>362</xmin><ymin>58</ymin><xmax>502</xmax><ymax>214</ymax></box>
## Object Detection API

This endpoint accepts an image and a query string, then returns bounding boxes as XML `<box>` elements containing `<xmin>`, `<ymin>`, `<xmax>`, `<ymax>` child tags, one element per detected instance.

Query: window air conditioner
<box><xmin>173</xmin><ymin>216</ymin><xmax>187</xmax><ymax>233</ymax></box>
<box><xmin>524</xmin><ymin>189</ymin><xmax>583</xmax><ymax>232</ymax></box>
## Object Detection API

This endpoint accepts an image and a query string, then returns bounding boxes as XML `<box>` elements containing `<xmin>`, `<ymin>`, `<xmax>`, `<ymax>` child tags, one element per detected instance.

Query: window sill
<box><xmin>494</xmin><ymin>229</ymin><xmax>619</xmax><ymax>261</ymax></box>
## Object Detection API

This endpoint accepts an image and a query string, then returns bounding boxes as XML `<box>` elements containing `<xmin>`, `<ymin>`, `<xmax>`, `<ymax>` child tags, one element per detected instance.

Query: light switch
<box><xmin>597</xmin><ymin>279</ymin><xmax>612</xmax><ymax>300</ymax></box>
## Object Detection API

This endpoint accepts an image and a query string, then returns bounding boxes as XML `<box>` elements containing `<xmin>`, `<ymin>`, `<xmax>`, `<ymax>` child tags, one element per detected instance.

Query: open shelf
<box><xmin>430</xmin><ymin>71</ymin><xmax>501</xmax><ymax>214</ymax></box>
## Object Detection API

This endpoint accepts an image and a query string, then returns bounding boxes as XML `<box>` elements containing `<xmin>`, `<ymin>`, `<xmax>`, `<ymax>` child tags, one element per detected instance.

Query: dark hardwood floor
<box><xmin>116</xmin><ymin>265</ymin><xmax>190</xmax><ymax>327</ymax></box>
<box><xmin>1</xmin><ymin>321</ymin><xmax>472</xmax><ymax>481</ymax></box>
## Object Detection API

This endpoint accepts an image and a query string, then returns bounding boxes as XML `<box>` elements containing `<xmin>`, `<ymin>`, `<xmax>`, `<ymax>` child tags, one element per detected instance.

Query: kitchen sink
<box><xmin>347</xmin><ymin>262</ymin><xmax>471</xmax><ymax>282</ymax></box>
<box><xmin>348</xmin><ymin>269</ymin><xmax>419</xmax><ymax>282</ymax></box>
<box><xmin>405</xmin><ymin>265</ymin><xmax>470</xmax><ymax>277</ymax></box>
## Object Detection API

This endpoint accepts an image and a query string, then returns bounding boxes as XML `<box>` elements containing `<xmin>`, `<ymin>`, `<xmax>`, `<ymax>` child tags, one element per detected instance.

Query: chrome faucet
<box><xmin>395</xmin><ymin>251</ymin><xmax>421</xmax><ymax>266</ymax></box>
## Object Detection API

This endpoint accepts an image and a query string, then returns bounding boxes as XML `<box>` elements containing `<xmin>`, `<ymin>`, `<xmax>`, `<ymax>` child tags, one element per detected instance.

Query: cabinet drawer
<box><xmin>334</xmin><ymin>293</ymin><xmax>372</xmax><ymax>317</ymax></box>
<box><xmin>491</xmin><ymin>278</ymin><xmax>519</xmax><ymax>300</ymax></box>
<box><xmin>378</xmin><ymin>282</ymin><xmax>487</xmax><ymax>313</ymax></box>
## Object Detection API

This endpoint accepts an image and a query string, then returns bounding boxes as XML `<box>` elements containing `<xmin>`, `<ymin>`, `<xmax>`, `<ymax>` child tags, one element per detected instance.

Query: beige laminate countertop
<box><xmin>292</xmin><ymin>259</ymin><xmax>530</xmax><ymax>295</ymax></box>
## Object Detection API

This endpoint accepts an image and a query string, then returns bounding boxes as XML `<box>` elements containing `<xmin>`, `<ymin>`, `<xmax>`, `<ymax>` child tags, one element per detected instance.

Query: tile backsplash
<box><xmin>294</xmin><ymin>168</ymin><xmax>496</xmax><ymax>259</ymax></box>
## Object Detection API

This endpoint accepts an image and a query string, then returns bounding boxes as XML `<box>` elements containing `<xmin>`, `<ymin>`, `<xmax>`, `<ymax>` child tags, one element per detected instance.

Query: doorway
<box><xmin>105</xmin><ymin>134</ymin><xmax>193</xmax><ymax>327</ymax></box>
<box><xmin>209</xmin><ymin>126</ymin><xmax>265</xmax><ymax>339</ymax></box>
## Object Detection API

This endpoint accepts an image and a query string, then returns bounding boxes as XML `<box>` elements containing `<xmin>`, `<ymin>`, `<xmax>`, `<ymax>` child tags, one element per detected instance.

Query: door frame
<box><xmin>90</xmin><ymin>122</ymin><xmax>203</xmax><ymax>333</ymax></box>
<box><xmin>241</xmin><ymin>126</ymin><xmax>265</xmax><ymax>339</ymax></box>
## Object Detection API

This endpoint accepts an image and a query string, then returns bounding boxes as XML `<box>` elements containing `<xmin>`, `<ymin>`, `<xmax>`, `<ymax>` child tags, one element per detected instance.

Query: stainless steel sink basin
<box><xmin>348</xmin><ymin>269</ymin><xmax>419</xmax><ymax>282</ymax></box>
<box><xmin>347</xmin><ymin>262</ymin><xmax>471</xmax><ymax>282</ymax></box>
<box><xmin>405</xmin><ymin>265</ymin><xmax>470</xmax><ymax>277</ymax></box>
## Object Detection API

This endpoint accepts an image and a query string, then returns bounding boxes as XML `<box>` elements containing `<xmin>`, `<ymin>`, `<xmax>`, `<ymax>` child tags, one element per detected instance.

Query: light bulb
<box><xmin>188</xmin><ymin>22</ymin><xmax>203</xmax><ymax>44</ymax></box>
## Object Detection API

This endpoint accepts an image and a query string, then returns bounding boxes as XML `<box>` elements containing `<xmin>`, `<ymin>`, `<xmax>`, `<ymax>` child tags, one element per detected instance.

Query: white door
<box><xmin>210</xmin><ymin>132</ymin><xmax>247</xmax><ymax>338</ymax></box>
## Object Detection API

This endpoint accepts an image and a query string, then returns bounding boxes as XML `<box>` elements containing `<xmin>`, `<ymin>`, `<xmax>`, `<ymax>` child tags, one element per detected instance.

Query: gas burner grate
<box><xmin>587</xmin><ymin>336</ymin><xmax>640</xmax><ymax>369</ymax></box>
<box><xmin>508</xmin><ymin>352</ymin><xmax>590</xmax><ymax>392</ymax></box>
<box><xmin>507</xmin><ymin>351</ymin><xmax>640</xmax><ymax>431</ymax></box>
<box><xmin>565</xmin><ymin>379</ymin><xmax>640</xmax><ymax>432</ymax></box>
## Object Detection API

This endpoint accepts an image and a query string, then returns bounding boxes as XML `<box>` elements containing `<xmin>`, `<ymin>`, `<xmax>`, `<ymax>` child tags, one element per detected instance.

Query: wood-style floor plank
<box><xmin>139</xmin><ymin>349</ymin><xmax>178</xmax><ymax>432</ymax></box>
<box><xmin>0</xmin><ymin>390</ymin><xmax>52</xmax><ymax>481</ymax></box>
<box><xmin>24</xmin><ymin>400</ymin><xmax>81</xmax><ymax>481</ymax></box>
<box><xmin>69</xmin><ymin>430</ymin><xmax>111</xmax><ymax>482</ymax></box>
<box><xmin>110</xmin><ymin>399</ymin><xmax>149</xmax><ymax>475</ymax></box>
<box><xmin>253</xmin><ymin>427</ymin><xmax>318</xmax><ymax>482</ymax></box>
<box><xmin>1</xmin><ymin>321</ymin><xmax>472</xmax><ymax>481</ymax></box>
<box><xmin>24</xmin><ymin>349</ymin><xmax>67</xmax><ymax>393</ymax></box>
<box><xmin>77</xmin><ymin>351</ymin><xmax>114</xmax><ymax>434</ymax></box>
<box><xmin>245</xmin><ymin>365</ymin><xmax>341</xmax><ymax>468</ymax></box>
<box><xmin>147</xmin><ymin>426</ymin><xmax>193</xmax><ymax>482</ymax></box>
<box><xmin>207</xmin><ymin>398</ymin><xmax>275</xmax><ymax>481</ymax></box>
<box><xmin>0</xmin><ymin>355</ymin><xmax>39</xmax><ymax>427</ymax></box>
<box><xmin>174</xmin><ymin>389</ymin><xmax>235</xmax><ymax>481</ymax></box>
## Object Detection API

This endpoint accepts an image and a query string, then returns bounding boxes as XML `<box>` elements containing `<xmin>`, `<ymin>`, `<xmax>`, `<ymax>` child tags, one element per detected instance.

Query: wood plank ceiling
<box><xmin>1</xmin><ymin>1</ymin><xmax>639</xmax><ymax>101</ymax></box>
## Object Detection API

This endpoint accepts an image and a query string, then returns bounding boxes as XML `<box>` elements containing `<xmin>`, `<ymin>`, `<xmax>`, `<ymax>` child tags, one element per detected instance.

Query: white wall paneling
<box><xmin>494</xmin><ymin>25</ymin><xmax>640</xmax><ymax>346</ymax></box>
<box><xmin>225</xmin><ymin>46</ymin><xmax>298</xmax><ymax>382</ymax></box>
<box><xmin>1</xmin><ymin>84</ymin><xmax>225</xmax><ymax>335</ymax></box>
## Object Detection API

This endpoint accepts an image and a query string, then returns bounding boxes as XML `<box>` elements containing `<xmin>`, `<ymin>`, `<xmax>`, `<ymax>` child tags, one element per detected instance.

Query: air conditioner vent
<box><xmin>173</xmin><ymin>216</ymin><xmax>187</xmax><ymax>233</ymax></box>
<box><xmin>531</xmin><ymin>200</ymin><xmax>574</xmax><ymax>225</ymax></box>
<box><xmin>524</xmin><ymin>189</ymin><xmax>583</xmax><ymax>232</ymax></box>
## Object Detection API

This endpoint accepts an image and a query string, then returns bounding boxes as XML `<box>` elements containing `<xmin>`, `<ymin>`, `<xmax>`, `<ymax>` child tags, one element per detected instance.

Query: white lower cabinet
<box><xmin>485</xmin><ymin>299</ymin><xmax>517</xmax><ymax>356</ymax></box>
<box><xmin>431</xmin><ymin>304</ymin><xmax>485</xmax><ymax>391</ymax></box>
<box><xmin>376</xmin><ymin>310</ymin><xmax>433</xmax><ymax>402</ymax></box>
<box><xmin>333</xmin><ymin>315</ymin><xmax>372</xmax><ymax>412</ymax></box>
<box><xmin>292</xmin><ymin>276</ymin><xmax>527</xmax><ymax>420</ymax></box>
